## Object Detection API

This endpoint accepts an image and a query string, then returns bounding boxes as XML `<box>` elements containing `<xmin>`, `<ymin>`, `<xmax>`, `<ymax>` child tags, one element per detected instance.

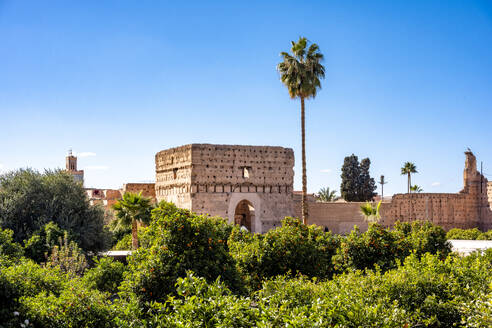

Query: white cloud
<box><xmin>75</xmin><ymin>152</ymin><xmax>96</xmax><ymax>158</ymax></box>
<box><xmin>84</xmin><ymin>165</ymin><xmax>110</xmax><ymax>171</ymax></box>
<box><xmin>431</xmin><ymin>182</ymin><xmax>441</xmax><ymax>187</ymax></box>
<box><xmin>320</xmin><ymin>169</ymin><xmax>332</xmax><ymax>173</ymax></box>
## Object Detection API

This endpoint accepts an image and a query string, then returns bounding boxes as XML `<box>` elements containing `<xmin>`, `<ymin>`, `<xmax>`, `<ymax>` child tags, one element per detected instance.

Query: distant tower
<box><xmin>66</xmin><ymin>149</ymin><xmax>84</xmax><ymax>185</ymax></box>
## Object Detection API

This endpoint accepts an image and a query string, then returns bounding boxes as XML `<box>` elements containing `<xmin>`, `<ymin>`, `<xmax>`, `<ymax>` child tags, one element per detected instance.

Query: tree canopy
<box><xmin>0</xmin><ymin>169</ymin><xmax>108</xmax><ymax>252</ymax></box>
<box><xmin>340</xmin><ymin>154</ymin><xmax>376</xmax><ymax>201</ymax></box>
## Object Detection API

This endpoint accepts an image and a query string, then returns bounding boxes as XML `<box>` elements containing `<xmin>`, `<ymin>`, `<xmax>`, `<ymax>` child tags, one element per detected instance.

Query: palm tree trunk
<box><xmin>408</xmin><ymin>173</ymin><xmax>411</xmax><ymax>194</ymax></box>
<box><xmin>132</xmin><ymin>219</ymin><xmax>138</xmax><ymax>250</ymax></box>
<box><xmin>301</xmin><ymin>96</ymin><xmax>309</xmax><ymax>224</ymax></box>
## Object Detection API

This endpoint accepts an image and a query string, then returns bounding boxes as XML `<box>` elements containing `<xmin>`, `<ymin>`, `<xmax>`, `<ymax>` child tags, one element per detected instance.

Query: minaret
<box><xmin>66</xmin><ymin>149</ymin><xmax>84</xmax><ymax>185</ymax></box>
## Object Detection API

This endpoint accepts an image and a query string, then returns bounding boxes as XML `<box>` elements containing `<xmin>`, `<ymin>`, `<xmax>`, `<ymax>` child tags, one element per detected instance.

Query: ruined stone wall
<box><xmin>155</xmin><ymin>144</ymin><xmax>295</xmax><ymax>233</ymax></box>
<box><xmin>379</xmin><ymin>193</ymin><xmax>480</xmax><ymax>230</ymax></box>
<box><xmin>293</xmin><ymin>194</ymin><xmax>369</xmax><ymax>234</ymax></box>
<box><xmin>296</xmin><ymin>151</ymin><xmax>492</xmax><ymax>233</ymax></box>
<box><xmin>189</xmin><ymin>144</ymin><xmax>294</xmax><ymax>232</ymax></box>
<box><xmin>123</xmin><ymin>183</ymin><xmax>156</xmax><ymax>202</ymax></box>
<box><xmin>487</xmin><ymin>182</ymin><xmax>492</xmax><ymax>205</ymax></box>
<box><xmin>155</xmin><ymin>145</ymin><xmax>193</xmax><ymax>210</ymax></box>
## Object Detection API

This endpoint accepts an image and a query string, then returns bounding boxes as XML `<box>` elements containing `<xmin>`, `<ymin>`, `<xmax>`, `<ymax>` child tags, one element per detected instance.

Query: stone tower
<box><xmin>65</xmin><ymin>149</ymin><xmax>84</xmax><ymax>184</ymax></box>
<box><xmin>462</xmin><ymin>150</ymin><xmax>491</xmax><ymax>230</ymax></box>
<box><xmin>155</xmin><ymin>144</ymin><xmax>295</xmax><ymax>233</ymax></box>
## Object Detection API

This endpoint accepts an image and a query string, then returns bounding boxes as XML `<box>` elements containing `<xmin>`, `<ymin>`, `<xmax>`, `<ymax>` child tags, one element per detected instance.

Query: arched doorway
<box><xmin>234</xmin><ymin>200</ymin><xmax>255</xmax><ymax>232</ymax></box>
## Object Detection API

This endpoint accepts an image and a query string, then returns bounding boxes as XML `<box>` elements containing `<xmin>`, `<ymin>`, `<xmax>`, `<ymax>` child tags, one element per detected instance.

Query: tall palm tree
<box><xmin>401</xmin><ymin>162</ymin><xmax>418</xmax><ymax>194</ymax></box>
<box><xmin>112</xmin><ymin>192</ymin><xmax>152</xmax><ymax>250</ymax></box>
<box><xmin>277</xmin><ymin>37</ymin><xmax>325</xmax><ymax>225</ymax></box>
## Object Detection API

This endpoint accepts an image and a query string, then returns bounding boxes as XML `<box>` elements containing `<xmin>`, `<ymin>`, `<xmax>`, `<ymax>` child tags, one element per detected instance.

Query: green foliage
<box><xmin>112</xmin><ymin>191</ymin><xmax>153</xmax><ymax>250</ymax></box>
<box><xmin>45</xmin><ymin>233</ymin><xmax>88</xmax><ymax>276</ymax></box>
<box><xmin>0</xmin><ymin>228</ymin><xmax>23</xmax><ymax>261</ymax></box>
<box><xmin>277</xmin><ymin>36</ymin><xmax>325</xmax><ymax>100</ymax></box>
<box><xmin>336</xmin><ymin>224</ymin><xmax>410</xmax><ymax>272</ymax></box>
<box><xmin>107</xmin><ymin>221</ymin><xmax>131</xmax><ymax>248</ymax></box>
<box><xmin>316</xmin><ymin>187</ymin><xmax>337</xmax><ymax>202</ymax></box>
<box><xmin>254</xmin><ymin>252</ymin><xmax>491</xmax><ymax>327</ymax></box>
<box><xmin>147</xmin><ymin>272</ymin><xmax>258</xmax><ymax>327</ymax></box>
<box><xmin>23</xmin><ymin>222</ymin><xmax>67</xmax><ymax>263</ymax></box>
<box><xmin>394</xmin><ymin>221</ymin><xmax>451</xmax><ymax>258</ymax></box>
<box><xmin>0</xmin><ymin>208</ymin><xmax>490</xmax><ymax>327</ymax></box>
<box><xmin>112</xmin><ymin>233</ymin><xmax>132</xmax><ymax>250</ymax></box>
<box><xmin>83</xmin><ymin>257</ymin><xmax>127</xmax><ymax>294</ymax></box>
<box><xmin>0</xmin><ymin>258</ymin><xmax>67</xmax><ymax>327</ymax></box>
<box><xmin>0</xmin><ymin>169</ymin><xmax>109</xmax><ymax>252</ymax></box>
<box><xmin>359</xmin><ymin>200</ymin><xmax>381</xmax><ymax>223</ymax></box>
<box><xmin>111</xmin><ymin>227</ymin><xmax>150</xmax><ymax>251</ymax></box>
<box><xmin>20</xmin><ymin>278</ymin><xmax>113</xmax><ymax>328</ymax></box>
<box><xmin>336</xmin><ymin>221</ymin><xmax>451</xmax><ymax>272</ymax></box>
<box><xmin>410</xmin><ymin>184</ymin><xmax>423</xmax><ymax>192</ymax></box>
<box><xmin>447</xmin><ymin>227</ymin><xmax>492</xmax><ymax>240</ymax></box>
<box><xmin>229</xmin><ymin>217</ymin><xmax>340</xmax><ymax>290</ymax></box>
<box><xmin>120</xmin><ymin>201</ymin><xmax>242</xmax><ymax>304</ymax></box>
<box><xmin>401</xmin><ymin>161</ymin><xmax>418</xmax><ymax>193</ymax></box>
<box><xmin>340</xmin><ymin>154</ymin><xmax>376</xmax><ymax>201</ymax></box>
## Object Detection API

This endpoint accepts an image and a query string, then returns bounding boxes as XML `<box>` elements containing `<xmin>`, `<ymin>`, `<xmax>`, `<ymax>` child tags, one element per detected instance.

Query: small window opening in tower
<box><xmin>243</xmin><ymin>167</ymin><xmax>250</xmax><ymax>178</ymax></box>
<box><xmin>173</xmin><ymin>168</ymin><xmax>178</xmax><ymax>179</ymax></box>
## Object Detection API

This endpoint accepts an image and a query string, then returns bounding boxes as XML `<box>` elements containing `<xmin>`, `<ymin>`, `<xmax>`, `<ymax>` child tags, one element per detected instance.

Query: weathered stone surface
<box><xmin>294</xmin><ymin>151</ymin><xmax>492</xmax><ymax>233</ymax></box>
<box><xmin>155</xmin><ymin>144</ymin><xmax>294</xmax><ymax>233</ymax></box>
<box><xmin>123</xmin><ymin>183</ymin><xmax>156</xmax><ymax>200</ymax></box>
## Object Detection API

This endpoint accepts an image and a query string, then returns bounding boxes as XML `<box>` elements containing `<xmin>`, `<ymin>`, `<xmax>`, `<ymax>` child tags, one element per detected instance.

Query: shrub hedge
<box><xmin>1</xmin><ymin>207</ymin><xmax>490</xmax><ymax>327</ymax></box>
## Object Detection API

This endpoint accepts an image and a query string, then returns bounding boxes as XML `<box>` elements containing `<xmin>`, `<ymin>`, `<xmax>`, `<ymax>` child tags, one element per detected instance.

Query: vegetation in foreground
<box><xmin>0</xmin><ymin>206</ymin><xmax>490</xmax><ymax>327</ymax></box>
<box><xmin>1</xmin><ymin>169</ymin><xmax>491</xmax><ymax>327</ymax></box>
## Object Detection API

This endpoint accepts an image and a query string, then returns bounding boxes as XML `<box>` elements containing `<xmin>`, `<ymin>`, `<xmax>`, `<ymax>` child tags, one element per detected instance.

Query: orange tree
<box><xmin>229</xmin><ymin>217</ymin><xmax>340</xmax><ymax>290</ymax></box>
<box><xmin>119</xmin><ymin>201</ymin><xmax>243</xmax><ymax>305</ymax></box>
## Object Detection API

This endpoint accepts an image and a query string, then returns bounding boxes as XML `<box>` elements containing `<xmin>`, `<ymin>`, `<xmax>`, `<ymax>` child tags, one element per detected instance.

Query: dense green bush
<box><xmin>0</xmin><ymin>258</ymin><xmax>67</xmax><ymax>327</ymax></box>
<box><xmin>44</xmin><ymin>233</ymin><xmax>88</xmax><ymax>276</ymax></box>
<box><xmin>335</xmin><ymin>223</ymin><xmax>409</xmax><ymax>271</ymax></box>
<box><xmin>336</xmin><ymin>222</ymin><xmax>451</xmax><ymax>272</ymax></box>
<box><xmin>83</xmin><ymin>257</ymin><xmax>127</xmax><ymax>294</ymax></box>
<box><xmin>229</xmin><ymin>217</ymin><xmax>340</xmax><ymax>289</ymax></box>
<box><xmin>1</xmin><ymin>199</ymin><xmax>490</xmax><ymax>327</ymax></box>
<box><xmin>111</xmin><ymin>228</ymin><xmax>150</xmax><ymax>251</ymax></box>
<box><xmin>146</xmin><ymin>272</ymin><xmax>258</xmax><ymax>327</ymax></box>
<box><xmin>20</xmin><ymin>280</ymin><xmax>113</xmax><ymax>328</ymax></box>
<box><xmin>125</xmin><ymin>252</ymin><xmax>491</xmax><ymax>327</ymax></box>
<box><xmin>0</xmin><ymin>169</ymin><xmax>110</xmax><ymax>252</ymax></box>
<box><xmin>120</xmin><ymin>201</ymin><xmax>242</xmax><ymax>304</ymax></box>
<box><xmin>111</xmin><ymin>233</ymin><xmax>132</xmax><ymax>250</ymax></box>
<box><xmin>447</xmin><ymin>227</ymin><xmax>492</xmax><ymax>240</ymax></box>
<box><xmin>23</xmin><ymin>222</ymin><xmax>67</xmax><ymax>263</ymax></box>
<box><xmin>255</xmin><ymin>252</ymin><xmax>491</xmax><ymax>327</ymax></box>
<box><xmin>394</xmin><ymin>221</ymin><xmax>451</xmax><ymax>258</ymax></box>
<box><xmin>0</xmin><ymin>228</ymin><xmax>23</xmax><ymax>261</ymax></box>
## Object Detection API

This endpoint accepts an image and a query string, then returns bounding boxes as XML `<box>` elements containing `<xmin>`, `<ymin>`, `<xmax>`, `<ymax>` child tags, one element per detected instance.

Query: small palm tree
<box><xmin>278</xmin><ymin>37</ymin><xmax>325</xmax><ymax>225</ymax></box>
<box><xmin>401</xmin><ymin>162</ymin><xmax>418</xmax><ymax>194</ymax></box>
<box><xmin>360</xmin><ymin>201</ymin><xmax>382</xmax><ymax>223</ymax></box>
<box><xmin>410</xmin><ymin>185</ymin><xmax>423</xmax><ymax>193</ymax></box>
<box><xmin>112</xmin><ymin>192</ymin><xmax>152</xmax><ymax>250</ymax></box>
<box><xmin>316</xmin><ymin>187</ymin><xmax>337</xmax><ymax>202</ymax></box>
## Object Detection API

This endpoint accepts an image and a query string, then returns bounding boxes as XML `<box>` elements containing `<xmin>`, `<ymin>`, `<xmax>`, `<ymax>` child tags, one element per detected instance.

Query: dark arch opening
<box><xmin>234</xmin><ymin>200</ymin><xmax>255</xmax><ymax>232</ymax></box>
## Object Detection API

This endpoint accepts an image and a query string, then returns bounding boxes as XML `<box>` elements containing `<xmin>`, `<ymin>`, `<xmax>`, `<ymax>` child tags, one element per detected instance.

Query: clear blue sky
<box><xmin>1</xmin><ymin>0</ymin><xmax>492</xmax><ymax>196</ymax></box>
